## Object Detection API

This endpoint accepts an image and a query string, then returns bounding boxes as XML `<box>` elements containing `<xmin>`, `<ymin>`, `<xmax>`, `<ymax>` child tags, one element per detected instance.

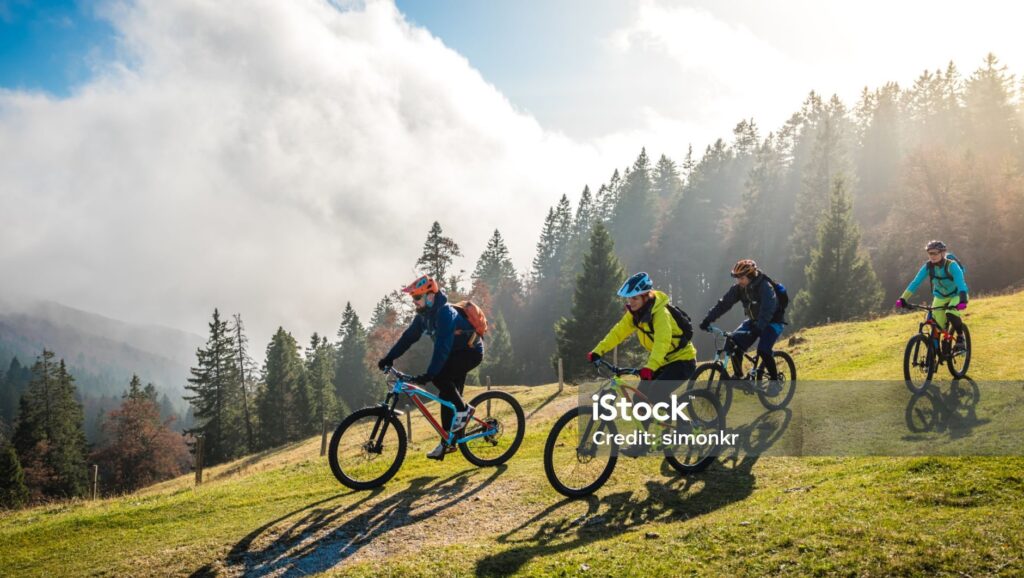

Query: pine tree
<box><xmin>0</xmin><ymin>443</ymin><xmax>28</xmax><ymax>509</ymax></box>
<box><xmin>12</xmin><ymin>351</ymin><xmax>89</xmax><ymax>498</ymax></box>
<box><xmin>609</xmin><ymin>148</ymin><xmax>655</xmax><ymax>270</ymax></box>
<box><xmin>792</xmin><ymin>177</ymin><xmax>883</xmax><ymax>326</ymax></box>
<box><xmin>184</xmin><ymin>309</ymin><xmax>245</xmax><ymax>464</ymax></box>
<box><xmin>964</xmin><ymin>53</ymin><xmax>1018</xmax><ymax>157</ymax></box>
<box><xmin>416</xmin><ymin>221</ymin><xmax>462</xmax><ymax>283</ymax></box>
<box><xmin>652</xmin><ymin>154</ymin><xmax>682</xmax><ymax>201</ymax></box>
<box><xmin>335</xmin><ymin>303</ymin><xmax>378</xmax><ymax>414</ymax></box>
<box><xmin>258</xmin><ymin>328</ymin><xmax>306</xmax><ymax>448</ymax></box>
<box><xmin>555</xmin><ymin>223</ymin><xmax>627</xmax><ymax>381</ymax></box>
<box><xmin>231</xmin><ymin>314</ymin><xmax>257</xmax><ymax>452</ymax></box>
<box><xmin>304</xmin><ymin>333</ymin><xmax>337</xmax><ymax>431</ymax></box>
<box><xmin>472</xmin><ymin>229</ymin><xmax>521</xmax><ymax>309</ymax></box>
<box><xmin>531</xmin><ymin>208</ymin><xmax>559</xmax><ymax>283</ymax></box>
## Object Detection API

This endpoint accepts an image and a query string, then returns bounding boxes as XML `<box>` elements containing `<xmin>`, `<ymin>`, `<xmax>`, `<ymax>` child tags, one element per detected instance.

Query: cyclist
<box><xmin>587</xmin><ymin>272</ymin><xmax>697</xmax><ymax>456</ymax></box>
<box><xmin>698</xmin><ymin>259</ymin><xmax>787</xmax><ymax>392</ymax></box>
<box><xmin>377</xmin><ymin>275</ymin><xmax>483</xmax><ymax>460</ymax></box>
<box><xmin>894</xmin><ymin>240</ymin><xmax>969</xmax><ymax>350</ymax></box>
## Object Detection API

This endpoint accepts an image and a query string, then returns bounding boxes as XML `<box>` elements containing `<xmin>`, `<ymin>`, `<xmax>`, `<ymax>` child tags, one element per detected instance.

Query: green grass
<box><xmin>2</xmin><ymin>292</ymin><xmax>1024</xmax><ymax>576</ymax></box>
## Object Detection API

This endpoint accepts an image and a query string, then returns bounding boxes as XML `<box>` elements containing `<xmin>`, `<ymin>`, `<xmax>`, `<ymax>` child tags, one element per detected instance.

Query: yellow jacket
<box><xmin>591</xmin><ymin>290</ymin><xmax>696</xmax><ymax>371</ymax></box>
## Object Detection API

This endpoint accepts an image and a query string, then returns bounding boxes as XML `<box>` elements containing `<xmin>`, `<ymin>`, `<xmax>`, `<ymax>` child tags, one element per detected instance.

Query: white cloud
<box><xmin>0</xmin><ymin>0</ymin><xmax>639</xmax><ymax>346</ymax></box>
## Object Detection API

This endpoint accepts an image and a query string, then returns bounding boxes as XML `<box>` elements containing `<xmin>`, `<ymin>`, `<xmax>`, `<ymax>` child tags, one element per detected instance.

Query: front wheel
<box><xmin>757</xmin><ymin>351</ymin><xmax>797</xmax><ymax>410</ymax></box>
<box><xmin>459</xmin><ymin>390</ymin><xmax>526</xmax><ymax>467</ymax></box>
<box><xmin>543</xmin><ymin>406</ymin><xmax>618</xmax><ymax>498</ymax></box>
<box><xmin>687</xmin><ymin>362</ymin><xmax>733</xmax><ymax>415</ymax></box>
<box><xmin>903</xmin><ymin>334</ymin><xmax>936</xmax><ymax>393</ymax></box>
<box><xmin>946</xmin><ymin>324</ymin><xmax>971</xmax><ymax>379</ymax></box>
<box><xmin>328</xmin><ymin>407</ymin><xmax>407</xmax><ymax>490</ymax></box>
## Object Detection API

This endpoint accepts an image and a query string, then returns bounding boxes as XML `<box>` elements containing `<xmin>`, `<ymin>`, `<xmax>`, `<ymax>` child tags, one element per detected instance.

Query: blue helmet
<box><xmin>617</xmin><ymin>272</ymin><xmax>653</xmax><ymax>298</ymax></box>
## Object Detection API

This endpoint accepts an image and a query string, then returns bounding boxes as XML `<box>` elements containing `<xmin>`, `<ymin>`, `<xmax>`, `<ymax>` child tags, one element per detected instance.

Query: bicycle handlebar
<box><xmin>592</xmin><ymin>358</ymin><xmax>640</xmax><ymax>377</ymax></box>
<box><xmin>382</xmin><ymin>366</ymin><xmax>414</xmax><ymax>382</ymax></box>
<box><xmin>903</xmin><ymin>303</ymin><xmax>958</xmax><ymax>312</ymax></box>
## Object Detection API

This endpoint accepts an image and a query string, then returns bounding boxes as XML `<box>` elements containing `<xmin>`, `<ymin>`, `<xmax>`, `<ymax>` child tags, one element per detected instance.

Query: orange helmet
<box><xmin>402</xmin><ymin>275</ymin><xmax>439</xmax><ymax>297</ymax></box>
<box><xmin>731</xmin><ymin>259</ymin><xmax>758</xmax><ymax>278</ymax></box>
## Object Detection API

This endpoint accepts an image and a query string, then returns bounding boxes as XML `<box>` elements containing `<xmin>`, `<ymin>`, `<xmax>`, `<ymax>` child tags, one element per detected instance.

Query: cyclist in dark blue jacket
<box><xmin>377</xmin><ymin>275</ymin><xmax>484</xmax><ymax>459</ymax></box>
<box><xmin>699</xmin><ymin>259</ymin><xmax>786</xmax><ymax>389</ymax></box>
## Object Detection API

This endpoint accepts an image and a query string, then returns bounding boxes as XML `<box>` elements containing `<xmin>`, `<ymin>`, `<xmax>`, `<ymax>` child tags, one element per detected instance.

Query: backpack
<box><xmin>635</xmin><ymin>303</ymin><xmax>694</xmax><ymax>354</ymax></box>
<box><xmin>452</xmin><ymin>301</ymin><xmax>488</xmax><ymax>341</ymax></box>
<box><xmin>761</xmin><ymin>274</ymin><xmax>789</xmax><ymax>315</ymax></box>
<box><xmin>927</xmin><ymin>253</ymin><xmax>965</xmax><ymax>297</ymax></box>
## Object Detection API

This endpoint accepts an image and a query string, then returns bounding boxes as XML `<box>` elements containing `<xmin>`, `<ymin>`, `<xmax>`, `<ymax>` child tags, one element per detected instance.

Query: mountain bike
<box><xmin>902</xmin><ymin>303</ymin><xmax>971</xmax><ymax>393</ymax></box>
<box><xmin>328</xmin><ymin>366</ymin><xmax>525</xmax><ymax>490</ymax></box>
<box><xmin>543</xmin><ymin>359</ymin><xmax>725</xmax><ymax>498</ymax></box>
<box><xmin>686</xmin><ymin>325</ymin><xmax>797</xmax><ymax>415</ymax></box>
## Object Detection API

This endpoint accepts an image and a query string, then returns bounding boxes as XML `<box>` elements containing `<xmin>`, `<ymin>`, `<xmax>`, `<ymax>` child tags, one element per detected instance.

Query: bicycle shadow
<box><xmin>199</xmin><ymin>464</ymin><xmax>507</xmax><ymax>577</ymax></box>
<box><xmin>474</xmin><ymin>408</ymin><xmax>790</xmax><ymax>577</ymax></box>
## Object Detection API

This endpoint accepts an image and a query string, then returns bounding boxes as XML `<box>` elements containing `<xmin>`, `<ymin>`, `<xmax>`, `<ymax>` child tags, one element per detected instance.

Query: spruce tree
<box><xmin>555</xmin><ymin>223</ymin><xmax>627</xmax><ymax>382</ymax></box>
<box><xmin>12</xmin><ymin>351</ymin><xmax>89</xmax><ymax>498</ymax></box>
<box><xmin>416</xmin><ymin>221</ymin><xmax>462</xmax><ymax>282</ymax></box>
<box><xmin>792</xmin><ymin>177</ymin><xmax>883</xmax><ymax>326</ymax></box>
<box><xmin>304</xmin><ymin>334</ymin><xmax>338</xmax><ymax>431</ymax></box>
<box><xmin>652</xmin><ymin>154</ymin><xmax>682</xmax><ymax>201</ymax></box>
<box><xmin>0</xmin><ymin>443</ymin><xmax>28</xmax><ymax>508</ymax></box>
<box><xmin>472</xmin><ymin>229</ymin><xmax>520</xmax><ymax>307</ymax></box>
<box><xmin>609</xmin><ymin>148</ymin><xmax>655</xmax><ymax>270</ymax></box>
<box><xmin>231</xmin><ymin>314</ymin><xmax>257</xmax><ymax>452</ymax></box>
<box><xmin>334</xmin><ymin>304</ymin><xmax>377</xmax><ymax>414</ymax></box>
<box><xmin>258</xmin><ymin>328</ymin><xmax>306</xmax><ymax>447</ymax></box>
<box><xmin>184</xmin><ymin>309</ymin><xmax>244</xmax><ymax>464</ymax></box>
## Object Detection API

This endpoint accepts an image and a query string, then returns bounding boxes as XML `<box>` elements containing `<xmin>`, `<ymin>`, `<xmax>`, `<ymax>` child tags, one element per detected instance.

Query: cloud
<box><xmin>0</xmin><ymin>0</ymin><xmax>652</xmax><ymax>346</ymax></box>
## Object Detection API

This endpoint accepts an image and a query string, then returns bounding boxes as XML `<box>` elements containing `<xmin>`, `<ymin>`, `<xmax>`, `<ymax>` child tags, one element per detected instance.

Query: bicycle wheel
<box><xmin>328</xmin><ymin>407</ymin><xmax>407</xmax><ymax>490</ymax></box>
<box><xmin>543</xmin><ymin>406</ymin><xmax>618</xmax><ymax>498</ymax></box>
<box><xmin>757</xmin><ymin>351</ymin><xmax>797</xmax><ymax>410</ymax></box>
<box><xmin>664</xmin><ymin>389</ymin><xmax>725</xmax><ymax>475</ymax></box>
<box><xmin>459</xmin><ymin>390</ymin><xmax>526</xmax><ymax>467</ymax></box>
<box><xmin>903</xmin><ymin>334</ymin><xmax>936</xmax><ymax>393</ymax></box>
<box><xmin>687</xmin><ymin>362</ymin><xmax>733</xmax><ymax>415</ymax></box>
<box><xmin>946</xmin><ymin>324</ymin><xmax>971</xmax><ymax>379</ymax></box>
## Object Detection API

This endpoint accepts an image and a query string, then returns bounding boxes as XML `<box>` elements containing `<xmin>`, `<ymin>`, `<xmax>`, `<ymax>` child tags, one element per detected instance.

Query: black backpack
<box><xmin>761</xmin><ymin>274</ymin><xmax>789</xmax><ymax>315</ymax></box>
<box><xmin>635</xmin><ymin>303</ymin><xmax>694</xmax><ymax>354</ymax></box>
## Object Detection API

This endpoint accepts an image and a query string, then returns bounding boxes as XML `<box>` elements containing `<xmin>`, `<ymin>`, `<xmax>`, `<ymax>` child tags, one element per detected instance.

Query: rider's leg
<box><xmin>637</xmin><ymin>360</ymin><xmax>696</xmax><ymax>406</ymax></box>
<box><xmin>433</xmin><ymin>357</ymin><xmax>470</xmax><ymax>432</ymax></box>
<box><xmin>756</xmin><ymin>323</ymin><xmax>783</xmax><ymax>380</ymax></box>
<box><xmin>729</xmin><ymin>320</ymin><xmax>757</xmax><ymax>376</ymax></box>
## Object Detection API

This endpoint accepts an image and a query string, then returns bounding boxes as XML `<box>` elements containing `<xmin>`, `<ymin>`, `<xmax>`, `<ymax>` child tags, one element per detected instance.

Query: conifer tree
<box><xmin>416</xmin><ymin>221</ymin><xmax>462</xmax><ymax>282</ymax></box>
<box><xmin>184</xmin><ymin>309</ymin><xmax>245</xmax><ymax>463</ymax></box>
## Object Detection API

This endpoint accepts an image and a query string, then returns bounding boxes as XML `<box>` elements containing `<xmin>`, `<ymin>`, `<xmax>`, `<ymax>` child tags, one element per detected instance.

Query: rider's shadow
<box><xmin>197</xmin><ymin>465</ymin><xmax>506</xmax><ymax>578</ymax></box>
<box><xmin>474</xmin><ymin>409</ymin><xmax>790</xmax><ymax>577</ymax></box>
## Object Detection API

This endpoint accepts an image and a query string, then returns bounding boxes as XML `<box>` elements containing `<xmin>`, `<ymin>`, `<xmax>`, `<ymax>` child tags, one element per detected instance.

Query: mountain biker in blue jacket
<box><xmin>699</xmin><ymin>259</ymin><xmax>786</xmax><ymax>390</ymax></box>
<box><xmin>377</xmin><ymin>275</ymin><xmax>484</xmax><ymax>459</ymax></box>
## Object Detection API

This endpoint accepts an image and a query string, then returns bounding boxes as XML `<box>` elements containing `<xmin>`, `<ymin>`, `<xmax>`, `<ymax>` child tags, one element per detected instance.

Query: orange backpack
<box><xmin>452</xmin><ymin>301</ymin><xmax>488</xmax><ymax>342</ymax></box>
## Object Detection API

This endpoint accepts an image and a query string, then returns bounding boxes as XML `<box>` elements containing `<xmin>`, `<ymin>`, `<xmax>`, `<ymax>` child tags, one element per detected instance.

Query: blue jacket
<box><xmin>704</xmin><ymin>274</ymin><xmax>780</xmax><ymax>332</ymax></box>
<box><xmin>385</xmin><ymin>291</ymin><xmax>484</xmax><ymax>377</ymax></box>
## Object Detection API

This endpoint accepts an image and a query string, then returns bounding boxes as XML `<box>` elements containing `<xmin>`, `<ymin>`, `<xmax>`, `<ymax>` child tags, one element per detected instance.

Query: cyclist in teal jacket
<box><xmin>895</xmin><ymin>240</ymin><xmax>969</xmax><ymax>349</ymax></box>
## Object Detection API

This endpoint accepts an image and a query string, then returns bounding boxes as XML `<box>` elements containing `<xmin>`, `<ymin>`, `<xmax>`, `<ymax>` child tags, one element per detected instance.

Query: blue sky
<box><xmin>0</xmin><ymin>0</ymin><xmax>116</xmax><ymax>96</ymax></box>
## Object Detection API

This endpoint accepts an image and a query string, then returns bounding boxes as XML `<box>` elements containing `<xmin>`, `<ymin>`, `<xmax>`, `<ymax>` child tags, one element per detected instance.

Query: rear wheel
<box><xmin>757</xmin><ymin>351</ymin><xmax>797</xmax><ymax>410</ymax></box>
<box><xmin>946</xmin><ymin>324</ymin><xmax>971</xmax><ymax>378</ymax></box>
<box><xmin>903</xmin><ymin>334</ymin><xmax>936</xmax><ymax>393</ymax></box>
<box><xmin>543</xmin><ymin>406</ymin><xmax>618</xmax><ymax>498</ymax></box>
<box><xmin>458</xmin><ymin>390</ymin><xmax>525</xmax><ymax>467</ymax></box>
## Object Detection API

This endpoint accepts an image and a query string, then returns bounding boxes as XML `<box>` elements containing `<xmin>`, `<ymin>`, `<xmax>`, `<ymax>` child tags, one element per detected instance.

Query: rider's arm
<box><xmin>756</xmin><ymin>280</ymin><xmax>778</xmax><ymax>331</ymax></box>
<box><xmin>950</xmin><ymin>261</ymin><xmax>969</xmax><ymax>302</ymax></box>
<box><xmin>385</xmin><ymin>316</ymin><xmax>424</xmax><ymax>361</ymax></box>
<box><xmin>644</xmin><ymin>307</ymin><xmax>674</xmax><ymax>372</ymax></box>
<box><xmin>592</xmin><ymin>311</ymin><xmax>636</xmax><ymax>356</ymax></box>
<box><xmin>900</xmin><ymin>264</ymin><xmax>929</xmax><ymax>300</ymax></box>
<box><xmin>704</xmin><ymin>285</ymin><xmax>740</xmax><ymax>324</ymax></box>
<box><xmin>424</xmin><ymin>307</ymin><xmax>457</xmax><ymax>377</ymax></box>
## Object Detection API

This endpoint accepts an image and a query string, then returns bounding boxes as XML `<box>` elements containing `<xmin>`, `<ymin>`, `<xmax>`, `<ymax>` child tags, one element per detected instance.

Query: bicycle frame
<box><xmin>706</xmin><ymin>325</ymin><xmax>761</xmax><ymax>378</ymax></box>
<box><xmin>376</xmin><ymin>369</ymin><xmax>498</xmax><ymax>448</ymax></box>
<box><xmin>905</xmin><ymin>304</ymin><xmax>960</xmax><ymax>359</ymax></box>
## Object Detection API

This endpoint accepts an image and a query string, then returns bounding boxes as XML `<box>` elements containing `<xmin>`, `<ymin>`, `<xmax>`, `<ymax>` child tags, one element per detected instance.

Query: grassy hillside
<box><xmin>2</xmin><ymin>292</ymin><xmax>1023</xmax><ymax>576</ymax></box>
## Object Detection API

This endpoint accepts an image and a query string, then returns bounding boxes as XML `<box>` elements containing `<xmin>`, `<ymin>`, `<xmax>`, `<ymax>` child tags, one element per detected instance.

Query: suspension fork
<box><xmin>368</xmin><ymin>393</ymin><xmax>398</xmax><ymax>451</ymax></box>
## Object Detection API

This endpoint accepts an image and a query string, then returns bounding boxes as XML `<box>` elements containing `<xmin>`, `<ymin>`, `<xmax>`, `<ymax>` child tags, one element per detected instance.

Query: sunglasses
<box><xmin>927</xmin><ymin>250</ymin><xmax>942</xmax><ymax>256</ymax></box>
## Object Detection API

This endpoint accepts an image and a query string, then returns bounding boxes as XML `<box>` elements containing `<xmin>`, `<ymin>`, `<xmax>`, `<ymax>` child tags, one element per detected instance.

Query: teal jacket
<box><xmin>902</xmin><ymin>259</ymin><xmax>969</xmax><ymax>300</ymax></box>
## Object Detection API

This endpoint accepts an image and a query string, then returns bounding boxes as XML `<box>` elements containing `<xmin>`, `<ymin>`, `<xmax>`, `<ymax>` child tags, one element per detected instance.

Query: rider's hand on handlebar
<box><xmin>377</xmin><ymin>358</ymin><xmax>393</xmax><ymax>371</ymax></box>
<box><xmin>956</xmin><ymin>302</ymin><xmax>967</xmax><ymax>311</ymax></box>
<box><xmin>639</xmin><ymin>368</ymin><xmax>654</xmax><ymax>381</ymax></box>
<box><xmin>894</xmin><ymin>298</ymin><xmax>907</xmax><ymax>310</ymax></box>
<box><xmin>699</xmin><ymin>319</ymin><xmax>711</xmax><ymax>332</ymax></box>
<box><xmin>587</xmin><ymin>352</ymin><xmax>602</xmax><ymax>363</ymax></box>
